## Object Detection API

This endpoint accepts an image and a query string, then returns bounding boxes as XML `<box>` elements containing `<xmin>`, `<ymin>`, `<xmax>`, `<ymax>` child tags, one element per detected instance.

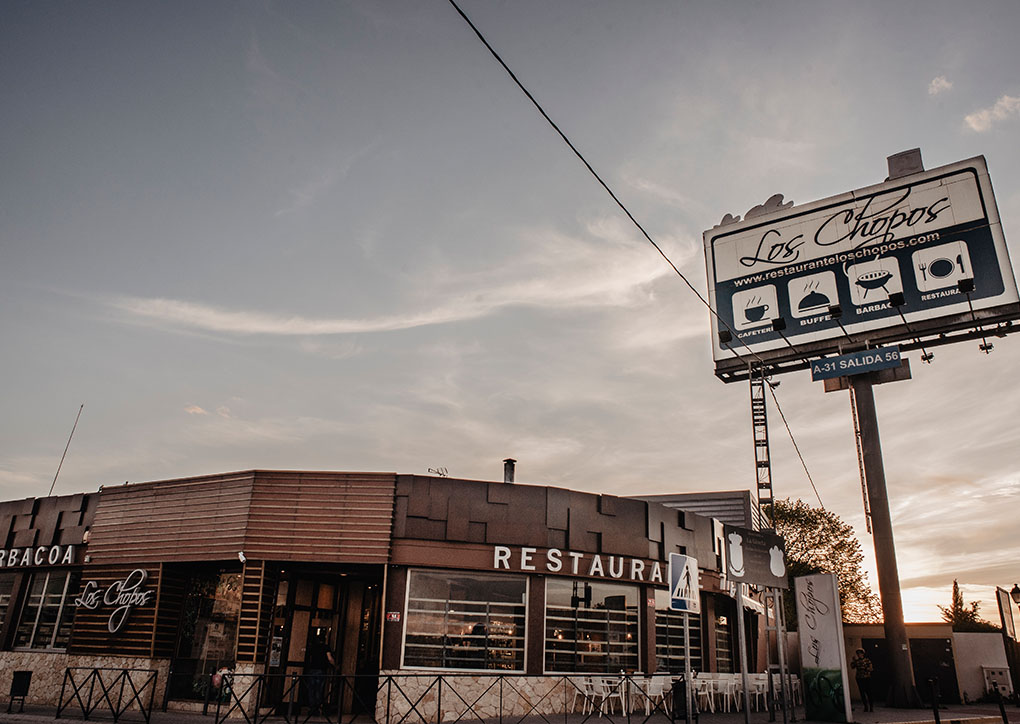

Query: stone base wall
<box><xmin>375</xmin><ymin>672</ymin><xmax>579</xmax><ymax>724</ymax></box>
<box><xmin>0</xmin><ymin>651</ymin><xmax>170</xmax><ymax>709</ymax></box>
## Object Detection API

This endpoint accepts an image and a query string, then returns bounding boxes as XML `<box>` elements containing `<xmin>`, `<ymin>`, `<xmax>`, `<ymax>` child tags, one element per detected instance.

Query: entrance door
<box><xmin>264</xmin><ymin>569</ymin><xmax>381</xmax><ymax>715</ymax></box>
<box><xmin>910</xmin><ymin>638</ymin><xmax>960</xmax><ymax>704</ymax></box>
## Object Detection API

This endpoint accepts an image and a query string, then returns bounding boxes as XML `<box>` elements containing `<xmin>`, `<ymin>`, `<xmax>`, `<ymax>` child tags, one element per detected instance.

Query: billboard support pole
<box><xmin>735</xmin><ymin>584</ymin><xmax>752</xmax><ymax>724</ymax></box>
<box><xmin>683</xmin><ymin>612</ymin><xmax>693</xmax><ymax>724</ymax></box>
<box><xmin>773</xmin><ymin>588</ymin><xmax>791</xmax><ymax>724</ymax></box>
<box><xmin>849</xmin><ymin>372</ymin><xmax>921</xmax><ymax>707</ymax></box>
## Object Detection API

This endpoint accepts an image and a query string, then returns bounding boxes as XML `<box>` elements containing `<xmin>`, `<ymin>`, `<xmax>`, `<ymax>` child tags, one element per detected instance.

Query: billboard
<box><xmin>705</xmin><ymin>156</ymin><xmax>1020</xmax><ymax>381</ymax></box>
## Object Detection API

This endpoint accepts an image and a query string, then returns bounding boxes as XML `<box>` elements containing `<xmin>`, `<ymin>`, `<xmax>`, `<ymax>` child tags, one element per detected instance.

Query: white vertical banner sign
<box><xmin>795</xmin><ymin>574</ymin><xmax>852</xmax><ymax>723</ymax></box>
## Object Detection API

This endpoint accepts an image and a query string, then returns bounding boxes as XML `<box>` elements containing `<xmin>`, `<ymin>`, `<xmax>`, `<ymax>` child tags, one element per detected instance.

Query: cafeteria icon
<box><xmin>731</xmin><ymin>284</ymin><xmax>778</xmax><ymax>329</ymax></box>
<box><xmin>744</xmin><ymin>298</ymin><xmax>770</xmax><ymax>322</ymax></box>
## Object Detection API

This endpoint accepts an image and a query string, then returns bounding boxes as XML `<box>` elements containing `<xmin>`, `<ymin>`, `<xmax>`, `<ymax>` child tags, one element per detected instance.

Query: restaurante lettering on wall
<box><xmin>492</xmin><ymin>545</ymin><xmax>666</xmax><ymax>583</ymax></box>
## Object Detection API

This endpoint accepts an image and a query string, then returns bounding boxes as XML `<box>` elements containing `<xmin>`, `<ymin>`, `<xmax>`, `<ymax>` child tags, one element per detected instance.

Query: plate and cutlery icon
<box><xmin>912</xmin><ymin>242</ymin><xmax>972</xmax><ymax>292</ymax></box>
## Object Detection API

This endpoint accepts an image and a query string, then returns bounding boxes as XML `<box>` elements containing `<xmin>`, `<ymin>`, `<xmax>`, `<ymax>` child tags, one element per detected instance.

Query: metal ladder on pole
<box><xmin>750</xmin><ymin>367</ymin><xmax>775</xmax><ymax>526</ymax></box>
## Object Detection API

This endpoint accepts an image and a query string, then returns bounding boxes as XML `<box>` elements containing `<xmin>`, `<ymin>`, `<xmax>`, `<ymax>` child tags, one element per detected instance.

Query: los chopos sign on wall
<box><xmin>704</xmin><ymin>155</ymin><xmax>1020</xmax><ymax>381</ymax></box>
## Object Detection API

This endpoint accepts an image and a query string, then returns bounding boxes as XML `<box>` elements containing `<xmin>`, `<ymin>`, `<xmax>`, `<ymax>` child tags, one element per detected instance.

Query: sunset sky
<box><xmin>3</xmin><ymin>0</ymin><xmax>1020</xmax><ymax>622</ymax></box>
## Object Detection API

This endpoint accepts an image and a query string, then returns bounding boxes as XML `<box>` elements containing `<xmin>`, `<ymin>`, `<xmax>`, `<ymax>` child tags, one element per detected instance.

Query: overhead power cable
<box><xmin>446</xmin><ymin>0</ymin><xmax>819</xmax><ymax>492</ymax></box>
<box><xmin>446</xmin><ymin>0</ymin><xmax>759</xmax><ymax>365</ymax></box>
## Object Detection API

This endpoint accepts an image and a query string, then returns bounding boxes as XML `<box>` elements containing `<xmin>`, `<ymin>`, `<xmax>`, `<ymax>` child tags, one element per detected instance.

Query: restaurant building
<box><xmin>0</xmin><ymin>469</ymin><xmax>769</xmax><ymax>711</ymax></box>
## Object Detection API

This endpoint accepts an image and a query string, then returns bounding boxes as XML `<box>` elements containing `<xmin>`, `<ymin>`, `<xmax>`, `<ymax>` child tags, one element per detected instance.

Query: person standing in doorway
<box><xmin>851</xmin><ymin>648</ymin><xmax>874</xmax><ymax>712</ymax></box>
<box><xmin>306</xmin><ymin>630</ymin><xmax>337</xmax><ymax>716</ymax></box>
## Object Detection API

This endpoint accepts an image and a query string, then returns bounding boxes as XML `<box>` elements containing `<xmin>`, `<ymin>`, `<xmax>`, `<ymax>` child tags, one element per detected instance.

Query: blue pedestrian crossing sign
<box><xmin>668</xmin><ymin>553</ymin><xmax>700</xmax><ymax>613</ymax></box>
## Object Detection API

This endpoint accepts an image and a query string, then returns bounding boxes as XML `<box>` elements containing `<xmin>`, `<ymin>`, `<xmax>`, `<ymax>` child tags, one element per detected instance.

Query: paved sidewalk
<box><xmin>1</xmin><ymin>704</ymin><xmax>1018</xmax><ymax>724</ymax></box>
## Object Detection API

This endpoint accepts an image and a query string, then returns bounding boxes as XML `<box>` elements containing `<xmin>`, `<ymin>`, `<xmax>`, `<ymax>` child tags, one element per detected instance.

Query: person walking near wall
<box><xmin>851</xmin><ymin>648</ymin><xmax>875</xmax><ymax>712</ymax></box>
<box><xmin>306</xmin><ymin>630</ymin><xmax>337</xmax><ymax>715</ymax></box>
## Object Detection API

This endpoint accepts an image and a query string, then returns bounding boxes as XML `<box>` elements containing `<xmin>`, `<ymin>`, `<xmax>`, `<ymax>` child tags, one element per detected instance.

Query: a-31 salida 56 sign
<box><xmin>704</xmin><ymin>156</ymin><xmax>1020</xmax><ymax>380</ymax></box>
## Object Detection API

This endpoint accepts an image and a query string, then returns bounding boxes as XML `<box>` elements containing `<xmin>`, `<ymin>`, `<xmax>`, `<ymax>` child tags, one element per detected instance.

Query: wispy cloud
<box><xmin>928</xmin><ymin>75</ymin><xmax>952</xmax><ymax>96</ymax></box>
<box><xmin>274</xmin><ymin>143</ymin><xmax>379</xmax><ymax>217</ymax></box>
<box><xmin>623</xmin><ymin>172</ymin><xmax>709</xmax><ymax>217</ymax></box>
<box><xmin>184</xmin><ymin>405</ymin><xmax>208</xmax><ymax>415</ymax></box>
<box><xmin>965</xmin><ymin>94</ymin><xmax>1020</xmax><ymax>132</ymax></box>
<box><xmin>108</xmin><ymin>227</ymin><xmax>677</xmax><ymax>337</ymax></box>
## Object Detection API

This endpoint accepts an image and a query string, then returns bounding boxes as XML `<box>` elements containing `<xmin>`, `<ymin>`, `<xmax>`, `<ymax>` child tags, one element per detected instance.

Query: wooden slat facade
<box><xmin>236</xmin><ymin>560</ymin><xmax>278</xmax><ymax>663</ymax></box>
<box><xmin>86</xmin><ymin>471</ymin><xmax>396</xmax><ymax>565</ymax></box>
<box><xmin>70</xmin><ymin>565</ymin><xmax>162</xmax><ymax>657</ymax></box>
<box><xmin>71</xmin><ymin>470</ymin><xmax>396</xmax><ymax>662</ymax></box>
<box><xmin>85</xmin><ymin>473</ymin><xmax>256</xmax><ymax>565</ymax></box>
<box><xmin>245</xmin><ymin>472</ymin><xmax>395</xmax><ymax>563</ymax></box>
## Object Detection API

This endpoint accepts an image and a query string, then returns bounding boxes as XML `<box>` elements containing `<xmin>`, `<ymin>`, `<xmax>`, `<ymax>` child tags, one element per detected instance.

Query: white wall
<box><xmin>952</xmin><ymin>633</ymin><xmax>1010</xmax><ymax>701</ymax></box>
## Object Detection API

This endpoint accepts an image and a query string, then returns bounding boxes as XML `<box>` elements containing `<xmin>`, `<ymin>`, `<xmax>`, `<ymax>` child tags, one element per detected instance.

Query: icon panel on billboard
<box><xmin>845</xmin><ymin>256</ymin><xmax>903</xmax><ymax>307</ymax></box>
<box><xmin>731</xmin><ymin>285</ymin><xmax>778</xmax><ymax>330</ymax></box>
<box><xmin>912</xmin><ymin>241</ymin><xmax>972</xmax><ymax>292</ymax></box>
<box><xmin>789</xmin><ymin>271</ymin><xmax>838</xmax><ymax>319</ymax></box>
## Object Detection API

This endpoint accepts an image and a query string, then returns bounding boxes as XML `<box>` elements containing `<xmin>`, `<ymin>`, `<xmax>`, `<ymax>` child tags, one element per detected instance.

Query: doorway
<box><xmin>265</xmin><ymin>567</ymin><xmax>382</xmax><ymax>714</ymax></box>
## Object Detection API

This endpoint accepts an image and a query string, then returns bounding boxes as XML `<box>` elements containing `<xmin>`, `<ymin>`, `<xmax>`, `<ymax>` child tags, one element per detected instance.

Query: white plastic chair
<box><xmin>571</xmin><ymin>677</ymin><xmax>594</xmax><ymax>714</ymax></box>
<box><xmin>748</xmin><ymin>674</ymin><xmax>768</xmax><ymax>711</ymax></box>
<box><xmin>694</xmin><ymin>676</ymin><xmax>715</xmax><ymax>713</ymax></box>
<box><xmin>589</xmin><ymin>677</ymin><xmax>625</xmax><ymax>716</ymax></box>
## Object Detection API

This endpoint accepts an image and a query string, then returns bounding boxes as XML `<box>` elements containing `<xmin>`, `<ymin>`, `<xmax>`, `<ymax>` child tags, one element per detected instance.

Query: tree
<box><xmin>767</xmin><ymin>497</ymin><xmax>882</xmax><ymax>624</ymax></box>
<box><xmin>939</xmin><ymin>579</ymin><xmax>999</xmax><ymax>632</ymax></box>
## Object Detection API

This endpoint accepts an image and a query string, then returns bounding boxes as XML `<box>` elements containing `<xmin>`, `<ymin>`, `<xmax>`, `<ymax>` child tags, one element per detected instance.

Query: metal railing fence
<box><xmin>206</xmin><ymin>673</ymin><xmax>679</xmax><ymax>724</ymax></box>
<box><xmin>57</xmin><ymin>667</ymin><xmax>159</xmax><ymax>723</ymax></box>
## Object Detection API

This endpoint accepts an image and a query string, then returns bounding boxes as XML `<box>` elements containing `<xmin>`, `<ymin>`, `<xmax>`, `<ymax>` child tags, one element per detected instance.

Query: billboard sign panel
<box><xmin>705</xmin><ymin>156</ymin><xmax>1019</xmax><ymax>379</ymax></box>
<box><xmin>795</xmin><ymin>573</ymin><xmax>852</xmax><ymax>723</ymax></box>
<box><xmin>668</xmin><ymin>553</ymin><xmax>700</xmax><ymax>612</ymax></box>
<box><xmin>997</xmin><ymin>587</ymin><xmax>1017</xmax><ymax>641</ymax></box>
<box><xmin>722</xmin><ymin>525</ymin><xmax>788</xmax><ymax>589</ymax></box>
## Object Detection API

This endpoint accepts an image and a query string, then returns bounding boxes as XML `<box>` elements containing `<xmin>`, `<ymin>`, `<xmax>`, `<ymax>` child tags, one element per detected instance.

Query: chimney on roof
<box><xmin>503</xmin><ymin>458</ymin><xmax>516</xmax><ymax>484</ymax></box>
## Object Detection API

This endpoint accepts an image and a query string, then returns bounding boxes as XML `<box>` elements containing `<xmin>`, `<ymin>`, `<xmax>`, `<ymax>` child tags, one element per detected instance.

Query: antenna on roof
<box><xmin>48</xmin><ymin>403</ymin><xmax>84</xmax><ymax>497</ymax></box>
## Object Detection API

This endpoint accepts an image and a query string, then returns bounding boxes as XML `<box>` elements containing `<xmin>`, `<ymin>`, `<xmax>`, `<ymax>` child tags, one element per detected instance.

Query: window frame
<box><xmin>401</xmin><ymin>569</ymin><xmax>528</xmax><ymax>673</ymax></box>
<box><xmin>652</xmin><ymin>588</ymin><xmax>703</xmax><ymax>674</ymax></box>
<box><xmin>13</xmin><ymin>569</ymin><xmax>80</xmax><ymax>651</ymax></box>
<box><xmin>543</xmin><ymin>578</ymin><xmax>640</xmax><ymax>674</ymax></box>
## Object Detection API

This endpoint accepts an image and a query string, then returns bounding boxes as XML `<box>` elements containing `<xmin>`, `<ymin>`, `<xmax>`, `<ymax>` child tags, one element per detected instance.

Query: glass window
<box><xmin>0</xmin><ymin>573</ymin><xmax>15</xmax><ymax>629</ymax></box>
<box><xmin>168</xmin><ymin>568</ymin><xmax>243</xmax><ymax>700</ymax></box>
<box><xmin>403</xmin><ymin>571</ymin><xmax>526</xmax><ymax>671</ymax></box>
<box><xmin>714</xmin><ymin>596</ymin><xmax>735</xmax><ymax>674</ymax></box>
<box><xmin>14</xmin><ymin>570</ymin><xmax>81</xmax><ymax>650</ymax></box>
<box><xmin>545</xmin><ymin>579</ymin><xmax>638</xmax><ymax>673</ymax></box>
<box><xmin>653</xmin><ymin>588</ymin><xmax>702</xmax><ymax>673</ymax></box>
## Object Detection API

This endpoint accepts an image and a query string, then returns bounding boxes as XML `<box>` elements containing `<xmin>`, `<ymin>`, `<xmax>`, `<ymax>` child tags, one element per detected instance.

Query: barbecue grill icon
<box><xmin>845</xmin><ymin>257</ymin><xmax>903</xmax><ymax>307</ymax></box>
